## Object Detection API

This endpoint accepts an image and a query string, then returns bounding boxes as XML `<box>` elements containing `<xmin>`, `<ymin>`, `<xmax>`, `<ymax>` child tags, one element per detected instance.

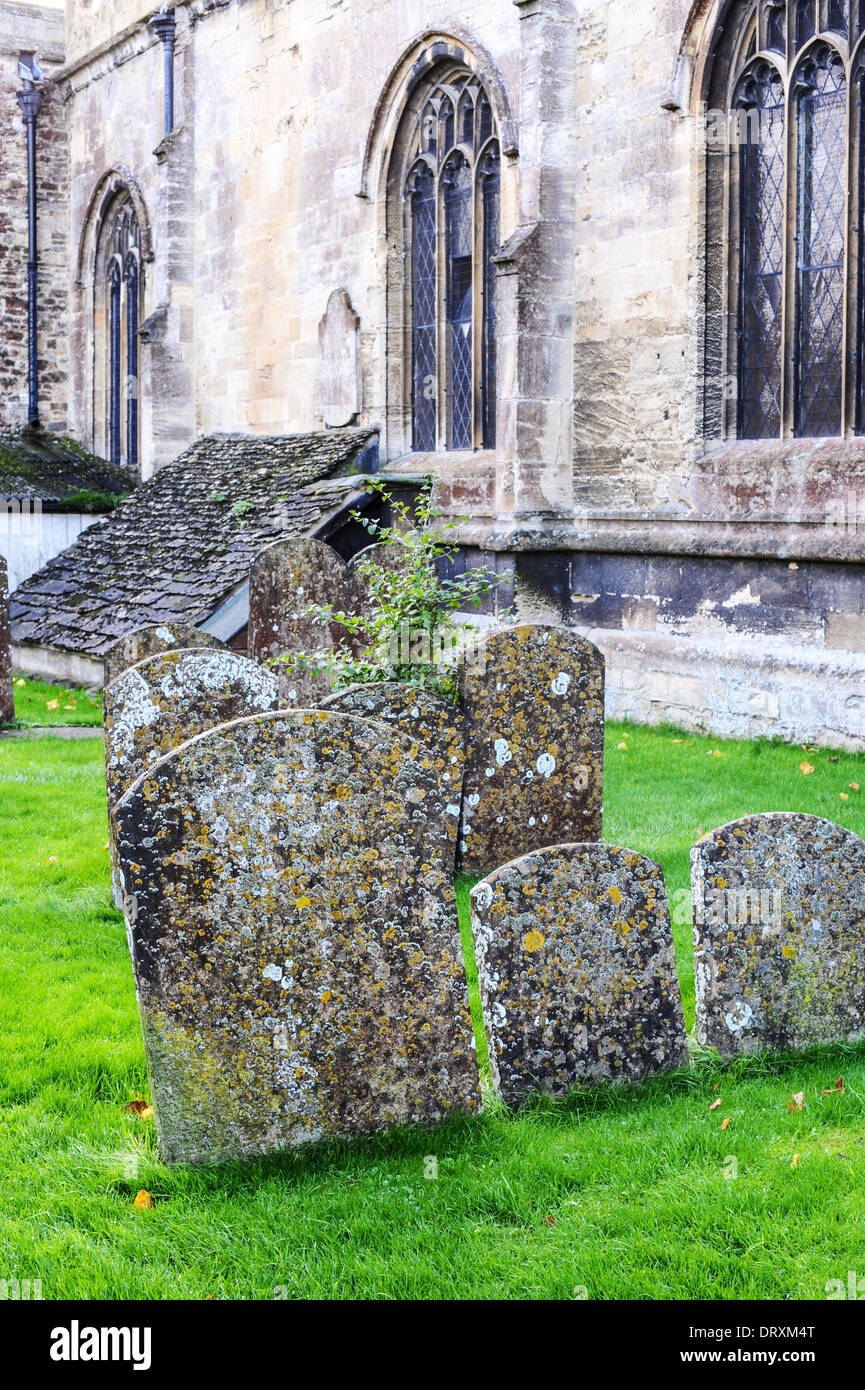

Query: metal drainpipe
<box><xmin>149</xmin><ymin>7</ymin><xmax>177</xmax><ymax>138</ymax></box>
<box><xmin>17</xmin><ymin>61</ymin><xmax>44</xmax><ymax>429</ymax></box>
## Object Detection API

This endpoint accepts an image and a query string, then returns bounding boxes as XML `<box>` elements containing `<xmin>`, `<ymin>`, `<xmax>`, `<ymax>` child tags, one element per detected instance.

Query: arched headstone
<box><xmin>458</xmin><ymin>625</ymin><xmax>605</xmax><ymax>876</ymax></box>
<box><xmin>114</xmin><ymin>710</ymin><xmax>480</xmax><ymax>1164</ymax></box>
<box><xmin>104</xmin><ymin>623</ymin><xmax>226</xmax><ymax>688</ymax></box>
<box><xmin>471</xmin><ymin>844</ymin><xmax>687</xmax><ymax>1106</ymax></box>
<box><xmin>248</xmin><ymin>538</ymin><xmax>363</xmax><ymax>705</ymax></box>
<box><xmin>692</xmin><ymin>813</ymin><xmax>865</xmax><ymax>1055</ymax></box>
<box><xmin>104</xmin><ymin>648</ymin><xmax>279</xmax><ymax>808</ymax></box>
<box><xmin>320</xmin><ymin>682</ymin><xmax>465</xmax><ymax>862</ymax></box>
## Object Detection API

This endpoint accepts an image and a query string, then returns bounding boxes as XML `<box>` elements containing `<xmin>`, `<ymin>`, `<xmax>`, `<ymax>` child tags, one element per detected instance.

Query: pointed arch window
<box><xmin>401</xmin><ymin>65</ymin><xmax>501</xmax><ymax>452</ymax></box>
<box><xmin>98</xmin><ymin>194</ymin><xmax>143</xmax><ymax>469</ymax></box>
<box><xmin>709</xmin><ymin>2</ymin><xmax>865</xmax><ymax>439</ymax></box>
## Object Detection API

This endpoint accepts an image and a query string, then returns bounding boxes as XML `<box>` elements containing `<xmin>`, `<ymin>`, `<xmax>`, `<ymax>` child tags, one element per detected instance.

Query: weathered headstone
<box><xmin>0</xmin><ymin>557</ymin><xmax>12</xmax><ymax>724</ymax></box>
<box><xmin>248</xmin><ymin>538</ymin><xmax>363</xmax><ymax>705</ymax></box>
<box><xmin>104</xmin><ymin>623</ymin><xmax>226</xmax><ymax>688</ymax></box>
<box><xmin>320</xmin><ymin>682</ymin><xmax>466</xmax><ymax>862</ymax></box>
<box><xmin>318</xmin><ymin>288</ymin><xmax>361</xmax><ymax>428</ymax></box>
<box><xmin>692</xmin><ymin>813</ymin><xmax>865</xmax><ymax>1055</ymax></box>
<box><xmin>471</xmin><ymin>844</ymin><xmax>688</xmax><ymax>1107</ymax></box>
<box><xmin>458</xmin><ymin>625</ymin><xmax>604</xmax><ymax>877</ymax></box>
<box><xmin>104</xmin><ymin>648</ymin><xmax>279</xmax><ymax>808</ymax></box>
<box><xmin>114</xmin><ymin>710</ymin><xmax>480</xmax><ymax>1164</ymax></box>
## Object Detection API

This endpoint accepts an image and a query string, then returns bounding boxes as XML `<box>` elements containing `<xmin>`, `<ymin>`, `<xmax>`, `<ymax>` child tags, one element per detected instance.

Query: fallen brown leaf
<box><xmin>799</xmin><ymin>761</ymin><xmax>815</xmax><ymax>776</ymax></box>
<box><xmin>788</xmin><ymin>1091</ymin><xmax>805</xmax><ymax>1111</ymax></box>
<box><xmin>709</xmin><ymin>1098</ymin><xmax>722</xmax><ymax>1111</ymax></box>
<box><xmin>133</xmin><ymin>1190</ymin><xmax>153</xmax><ymax>1210</ymax></box>
<box><xmin>720</xmin><ymin>1117</ymin><xmax>731</xmax><ymax>1130</ymax></box>
<box><xmin>791</xmin><ymin>1154</ymin><xmax>800</xmax><ymax>1170</ymax></box>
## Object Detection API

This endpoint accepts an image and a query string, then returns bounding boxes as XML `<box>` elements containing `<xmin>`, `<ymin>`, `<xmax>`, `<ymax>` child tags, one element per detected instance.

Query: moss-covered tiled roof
<box><xmin>11</xmin><ymin>429</ymin><xmax>377</xmax><ymax>657</ymax></box>
<box><xmin>0</xmin><ymin>429</ymin><xmax>133</xmax><ymax>507</ymax></box>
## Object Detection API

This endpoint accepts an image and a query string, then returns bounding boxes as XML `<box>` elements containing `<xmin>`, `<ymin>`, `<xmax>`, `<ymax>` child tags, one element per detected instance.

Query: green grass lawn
<box><xmin>5</xmin><ymin>675</ymin><xmax>102</xmax><ymax>728</ymax></box>
<box><xmin>2</xmin><ymin>723</ymin><xmax>865</xmax><ymax>1300</ymax></box>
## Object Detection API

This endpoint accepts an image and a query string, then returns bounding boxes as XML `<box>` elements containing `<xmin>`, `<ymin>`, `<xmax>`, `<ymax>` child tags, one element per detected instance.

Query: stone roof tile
<box><xmin>10</xmin><ymin>428</ymin><xmax>376</xmax><ymax>656</ymax></box>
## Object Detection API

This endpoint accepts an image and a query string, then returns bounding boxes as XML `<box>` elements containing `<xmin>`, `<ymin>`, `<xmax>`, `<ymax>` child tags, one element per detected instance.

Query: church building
<box><xmin>1</xmin><ymin>0</ymin><xmax>864</xmax><ymax>745</ymax></box>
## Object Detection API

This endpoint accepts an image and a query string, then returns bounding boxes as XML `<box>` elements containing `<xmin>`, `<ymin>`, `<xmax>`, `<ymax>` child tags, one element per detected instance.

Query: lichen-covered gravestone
<box><xmin>320</xmin><ymin>682</ymin><xmax>466</xmax><ymax>864</ymax></box>
<box><xmin>103</xmin><ymin>648</ymin><xmax>279</xmax><ymax>808</ymax></box>
<box><xmin>470</xmin><ymin>844</ymin><xmax>687</xmax><ymax>1106</ymax></box>
<box><xmin>248</xmin><ymin>538</ymin><xmax>363</xmax><ymax>705</ymax></box>
<box><xmin>692</xmin><ymin>813</ymin><xmax>865</xmax><ymax>1056</ymax></box>
<box><xmin>114</xmin><ymin>710</ymin><xmax>480</xmax><ymax>1164</ymax></box>
<box><xmin>103</xmin><ymin>648</ymin><xmax>279</xmax><ymax>907</ymax></box>
<box><xmin>0</xmin><ymin>557</ymin><xmax>12</xmax><ymax>724</ymax></box>
<box><xmin>104</xmin><ymin>623</ymin><xmax>227</xmax><ymax>688</ymax></box>
<box><xmin>458</xmin><ymin>625</ymin><xmax>604</xmax><ymax>877</ymax></box>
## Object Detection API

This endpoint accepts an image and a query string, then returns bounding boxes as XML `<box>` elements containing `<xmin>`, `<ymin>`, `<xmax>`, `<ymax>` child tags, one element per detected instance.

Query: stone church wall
<box><xmin>0</xmin><ymin>2</ymin><xmax>68</xmax><ymax>433</ymax></box>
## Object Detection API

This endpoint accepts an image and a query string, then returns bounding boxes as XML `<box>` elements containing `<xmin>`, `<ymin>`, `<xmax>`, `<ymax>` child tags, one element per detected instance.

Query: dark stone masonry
<box><xmin>114</xmin><ymin>710</ymin><xmax>480</xmax><ymax>1164</ymax></box>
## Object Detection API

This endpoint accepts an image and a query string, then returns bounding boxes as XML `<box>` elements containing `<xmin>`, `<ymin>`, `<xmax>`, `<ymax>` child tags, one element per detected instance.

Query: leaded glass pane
<box><xmin>795</xmin><ymin>46</ymin><xmax>846</xmax><ymax>437</ymax></box>
<box><xmin>410</xmin><ymin>164</ymin><xmax>437</xmax><ymax>452</ymax></box>
<box><xmin>444</xmin><ymin>154</ymin><xmax>473</xmax><ymax>450</ymax></box>
<box><xmin>796</xmin><ymin>0</ymin><xmax>816</xmax><ymax>45</ymax></box>
<box><xmin>126</xmin><ymin>256</ymin><xmax>139</xmax><ymax>471</ymax></box>
<box><xmin>737</xmin><ymin>61</ymin><xmax>786</xmax><ymax>439</ymax></box>
<box><xmin>826</xmin><ymin>0</ymin><xmax>847</xmax><ymax>34</ymax></box>
<box><xmin>109</xmin><ymin>264</ymin><xmax>122</xmax><ymax>467</ymax></box>
<box><xmin>480</xmin><ymin>145</ymin><xmax>500</xmax><ymax>449</ymax></box>
<box><xmin>765</xmin><ymin>1</ymin><xmax>786</xmax><ymax>50</ymax></box>
<box><xmin>403</xmin><ymin>65</ymin><xmax>499</xmax><ymax>452</ymax></box>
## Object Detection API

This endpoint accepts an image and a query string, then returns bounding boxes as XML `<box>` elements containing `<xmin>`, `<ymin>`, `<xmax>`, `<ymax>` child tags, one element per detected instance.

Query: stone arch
<box><xmin>75</xmin><ymin>167</ymin><xmax>154</xmax><ymax>472</ymax></box>
<box><xmin>76</xmin><ymin>165</ymin><xmax>154</xmax><ymax>288</ymax></box>
<box><xmin>359</xmin><ymin>29</ymin><xmax>517</xmax><ymax>202</ymax></box>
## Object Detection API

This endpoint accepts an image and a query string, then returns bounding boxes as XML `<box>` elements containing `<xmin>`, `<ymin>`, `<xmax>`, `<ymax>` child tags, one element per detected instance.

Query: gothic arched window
<box><xmin>98</xmin><ymin>194</ymin><xmax>142</xmax><ymax>469</ymax></box>
<box><xmin>709</xmin><ymin>2</ymin><xmax>865</xmax><ymax>440</ymax></box>
<box><xmin>401</xmin><ymin>66</ymin><xmax>500</xmax><ymax>452</ymax></box>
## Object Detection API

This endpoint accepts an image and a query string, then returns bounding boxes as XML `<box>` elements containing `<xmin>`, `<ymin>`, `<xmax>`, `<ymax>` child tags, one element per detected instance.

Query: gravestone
<box><xmin>248</xmin><ymin>538</ymin><xmax>363</xmax><ymax>705</ymax></box>
<box><xmin>0</xmin><ymin>558</ymin><xmax>12</xmax><ymax>724</ymax></box>
<box><xmin>104</xmin><ymin>648</ymin><xmax>279</xmax><ymax>808</ymax></box>
<box><xmin>320</xmin><ymin>682</ymin><xmax>466</xmax><ymax>862</ymax></box>
<box><xmin>114</xmin><ymin>709</ymin><xmax>480</xmax><ymax>1164</ymax></box>
<box><xmin>471</xmin><ymin>844</ymin><xmax>688</xmax><ymax>1107</ymax></box>
<box><xmin>458</xmin><ymin>625</ymin><xmax>605</xmax><ymax>877</ymax></box>
<box><xmin>692</xmin><ymin>813</ymin><xmax>865</xmax><ymax>1055</ymax></box>
<box><xmin>318</xmin><ymin>288</ymin><xmax>361</xmax><ymax>428</ymax></box>
<box><xmin>104</xmin><ymin>623</ymin><xmax>226</xmax><ymax>688</ymax></box>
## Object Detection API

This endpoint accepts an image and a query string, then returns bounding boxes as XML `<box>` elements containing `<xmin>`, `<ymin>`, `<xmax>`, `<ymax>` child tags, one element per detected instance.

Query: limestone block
<box><xmin>471</xmin><ymin>843</ymin><xmax>688</xmax><ymax>1107</ymax></box>
<box><xmin>115</xmin><ymin>710</ymin><xmax>480</xmax><ymax>1163</ymax></box>
<box><xmin>692</xmin><ymin>814</ymin><xmax>865</xmax><ymax>1055</ymax></box>
<box><xmin>458</xmin><ymin>625</ymin><xmax>604</xmax><ymax>876</ymax></box>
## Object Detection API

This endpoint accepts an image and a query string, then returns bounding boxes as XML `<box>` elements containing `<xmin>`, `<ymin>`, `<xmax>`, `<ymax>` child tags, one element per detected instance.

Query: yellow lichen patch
<box><xmin>523</xmin><ymin>929</ymin><xmax>546</xmax><ymax>953</ymax></box>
